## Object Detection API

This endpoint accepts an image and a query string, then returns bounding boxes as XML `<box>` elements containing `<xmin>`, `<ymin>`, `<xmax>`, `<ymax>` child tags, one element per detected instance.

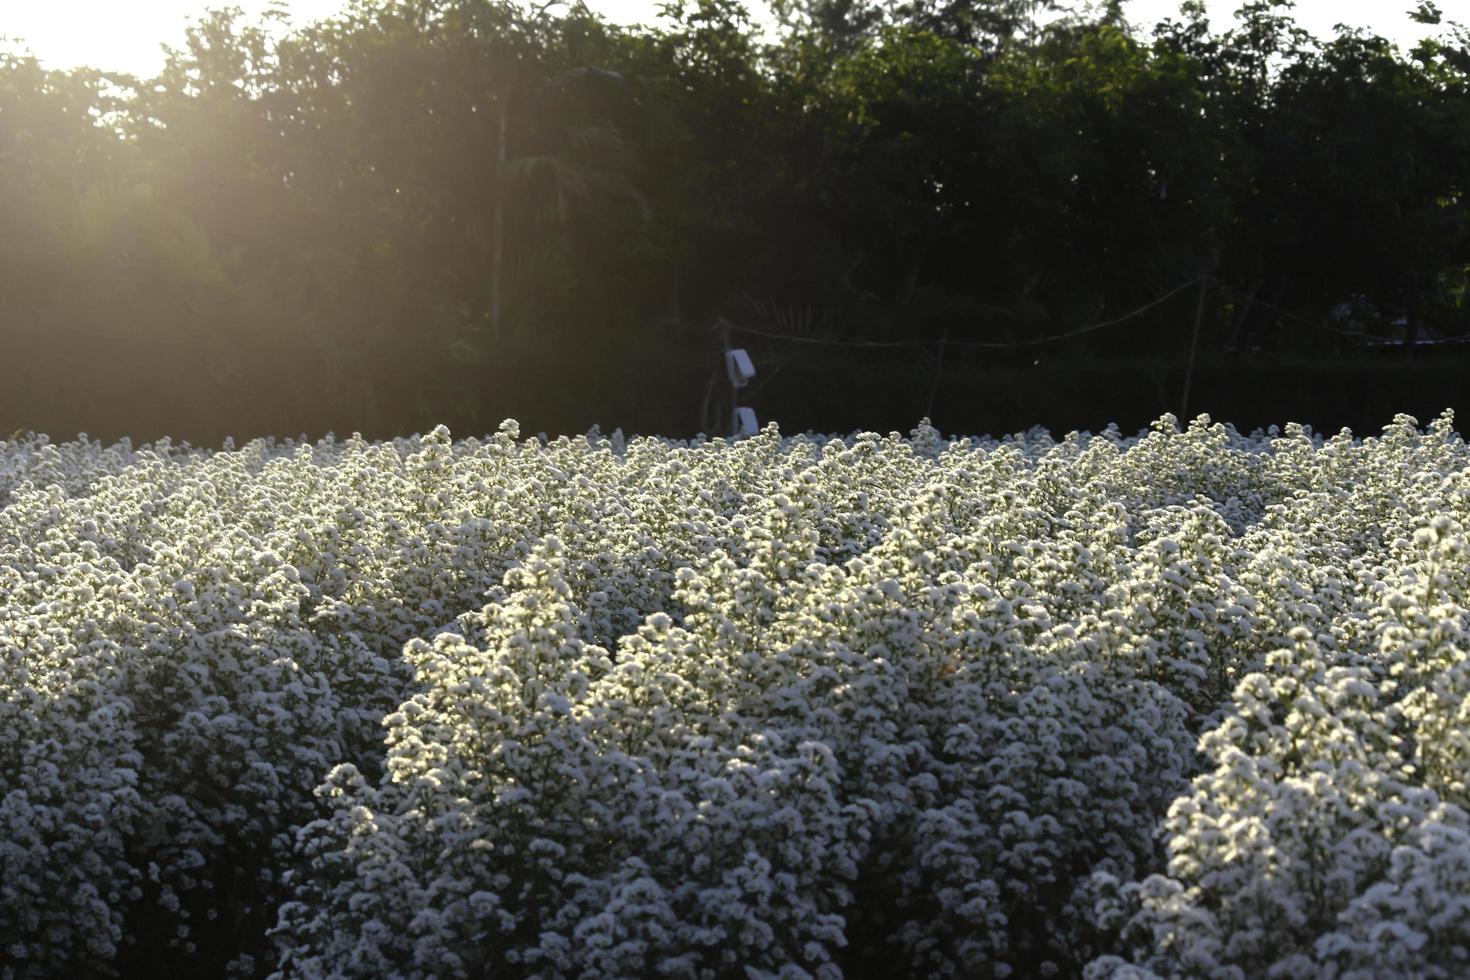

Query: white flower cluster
<box><xmin>2</xmin><ymin>413</ymin><xmax>1468</xmax><ymax>978</ymax></box>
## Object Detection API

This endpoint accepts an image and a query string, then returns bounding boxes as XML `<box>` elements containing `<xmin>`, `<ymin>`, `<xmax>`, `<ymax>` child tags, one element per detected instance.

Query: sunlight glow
<box><xmin>1</xmin><ymin>1</ymin><xmax>344</xmax><ymax>75</ymax></box>
<box><xmin>0</xmin><ymin>0</ymin><xmax>669</xmax><ymax>77</ymax></box>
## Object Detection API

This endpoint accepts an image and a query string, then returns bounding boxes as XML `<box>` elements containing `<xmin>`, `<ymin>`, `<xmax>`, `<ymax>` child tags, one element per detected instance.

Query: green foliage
<box><xmin>1</xmin><ymin>1</ymin><xmax>1468</xmax><ymax>441</ymax></box>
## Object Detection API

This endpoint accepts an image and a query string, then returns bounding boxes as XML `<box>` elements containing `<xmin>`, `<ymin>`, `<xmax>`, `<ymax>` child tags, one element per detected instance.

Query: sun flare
<box><xmin>1</xmin><ymin>0</ymin><xmax>684</xmax><ymax>77</ymax></box>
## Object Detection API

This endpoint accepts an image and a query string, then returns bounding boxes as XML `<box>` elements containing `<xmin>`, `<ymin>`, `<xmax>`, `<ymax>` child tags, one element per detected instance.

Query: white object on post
<box><xmin>726</xmin><ymin>348</ymin><xmax>756</xmax><ymax>388</ymax></box>
<box><xmin>734</xmin><ymin>406</ymin><xmax>759</xmax><ymax>437</ymax></box>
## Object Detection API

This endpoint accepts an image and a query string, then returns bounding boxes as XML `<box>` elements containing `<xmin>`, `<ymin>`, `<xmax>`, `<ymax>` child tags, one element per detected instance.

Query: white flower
<box><xmin>3</xmin><ymin>411</ymin><xmax>1469</xmax><ymax>977</ymax></box>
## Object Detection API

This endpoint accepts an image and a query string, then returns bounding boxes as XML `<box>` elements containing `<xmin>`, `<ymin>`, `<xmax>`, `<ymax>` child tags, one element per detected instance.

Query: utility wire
<box><xmin>1214</xmin><ymin>283</ymin><xmax>1369</xmax><ymax>341</ymax></box>
<box><xmin>716</xmin><ymin>320</ymin><xmax>927</xmax><ymax>348</ymax></box>
<box><xmin>717</xmin><ymin>278</ymin><xmax>1201</xmax><ymax>351</ymax></box>
<box><xmin>1215</xmin><ymin>282</ymin><xmax>1470</xmax><ymax>346</ymax></box>
<box><xmin>948</xmin><ymin>279</ymin><xmax>1202</xmax><ymax>348</ymax></box>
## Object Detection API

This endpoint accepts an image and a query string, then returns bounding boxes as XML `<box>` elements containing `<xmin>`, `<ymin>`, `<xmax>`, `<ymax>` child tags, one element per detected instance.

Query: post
<box><xmin>923</xmin><ymin>323</ymin><xmax>949</xmax><ymax>421</ymax></box>
<box><xmin>490</xmin><ymin>91</ymin><xmax>508</xmax><ymax>343</ymax></box>
<box><xmin>1181</xmin><ymin>270</ymin><xmax>1210</xmax><ymax>422</ymax></box>
<box><xmin>721</xmin><ymin>321</ymin><xmax>738</xmax><ymax>437</ymax></box>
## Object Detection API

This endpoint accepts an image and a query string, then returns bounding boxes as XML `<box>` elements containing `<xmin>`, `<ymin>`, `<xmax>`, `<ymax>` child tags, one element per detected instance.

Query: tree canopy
<box><xmin>3</xmin><ymin>0</ymin><xmax>1468</xmax><ymax>441</ymax></box>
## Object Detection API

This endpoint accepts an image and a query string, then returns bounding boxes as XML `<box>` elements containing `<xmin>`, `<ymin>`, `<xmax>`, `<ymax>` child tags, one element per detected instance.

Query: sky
<box><xmin>0</xmin><ymin>0</ymin><xmax>1456</xmax><ymax>77</ymax></box>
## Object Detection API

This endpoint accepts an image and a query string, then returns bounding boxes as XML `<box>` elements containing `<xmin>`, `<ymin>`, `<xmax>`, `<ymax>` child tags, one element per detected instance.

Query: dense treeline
<box><xmin>2</xmin><ymin>0</ymin><xmax>1469</xmax><ymax>442</ymax></box>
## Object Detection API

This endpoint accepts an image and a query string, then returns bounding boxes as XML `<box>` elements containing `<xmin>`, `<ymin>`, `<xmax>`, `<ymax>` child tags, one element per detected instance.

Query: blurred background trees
<box><xmin>3</xmin><ymin>0</ymin><xmax>1468</xmax><ymax>441</ymax></box>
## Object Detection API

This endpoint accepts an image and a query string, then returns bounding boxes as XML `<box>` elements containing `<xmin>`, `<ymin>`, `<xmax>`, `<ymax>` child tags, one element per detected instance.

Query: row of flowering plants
<box><xmin>2</xmin><ymin>413</ymin><xmax>1468</xmax><ymax>978</ymax></box>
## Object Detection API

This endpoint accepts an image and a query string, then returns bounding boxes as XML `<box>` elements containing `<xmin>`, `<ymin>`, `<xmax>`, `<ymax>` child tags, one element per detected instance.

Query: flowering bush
<box><xmin>2</xmin><ymin>413</ymin><xmax>1468</xmax><ymax>978</ymax></box>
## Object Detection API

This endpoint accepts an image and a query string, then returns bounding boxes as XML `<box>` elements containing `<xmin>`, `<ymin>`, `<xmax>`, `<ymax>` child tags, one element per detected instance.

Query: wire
<box><xmin>1215</xmin><ymin>282</ymin><xmax>1470</xmax><ymax>346</ymax></box>
<box><xmin>948</xmin><ymin>279</ymin><xmax>1202</xmax><ymax>348</ymax></box>
<box><xmin>718</xmin><ymin>278</ymin><xmax>1202</xmax><ymax>351</ymax></box>
<box><xmin>715</xmin><ymin>320</ymin><xmax>926</xmax><ymax>348</ymax></box>
<box><xmin>1214</xmin><ymin>283</ymin><xmax>1366</xmax><ymax>340</ymax></box>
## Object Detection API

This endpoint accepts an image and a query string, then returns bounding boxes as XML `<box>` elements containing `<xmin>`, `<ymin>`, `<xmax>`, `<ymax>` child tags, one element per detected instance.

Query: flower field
<box><xmin>3</xmin><ymin>413</ymin><xmax>1470</xmax><ymax>979</ymax></box>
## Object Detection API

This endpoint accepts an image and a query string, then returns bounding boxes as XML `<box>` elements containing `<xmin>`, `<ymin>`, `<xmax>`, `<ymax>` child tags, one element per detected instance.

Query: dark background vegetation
<box><xmin>2</xmin><ymin>0</ymin><xmax>1469</xmax><ymax>443</ymax></box>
